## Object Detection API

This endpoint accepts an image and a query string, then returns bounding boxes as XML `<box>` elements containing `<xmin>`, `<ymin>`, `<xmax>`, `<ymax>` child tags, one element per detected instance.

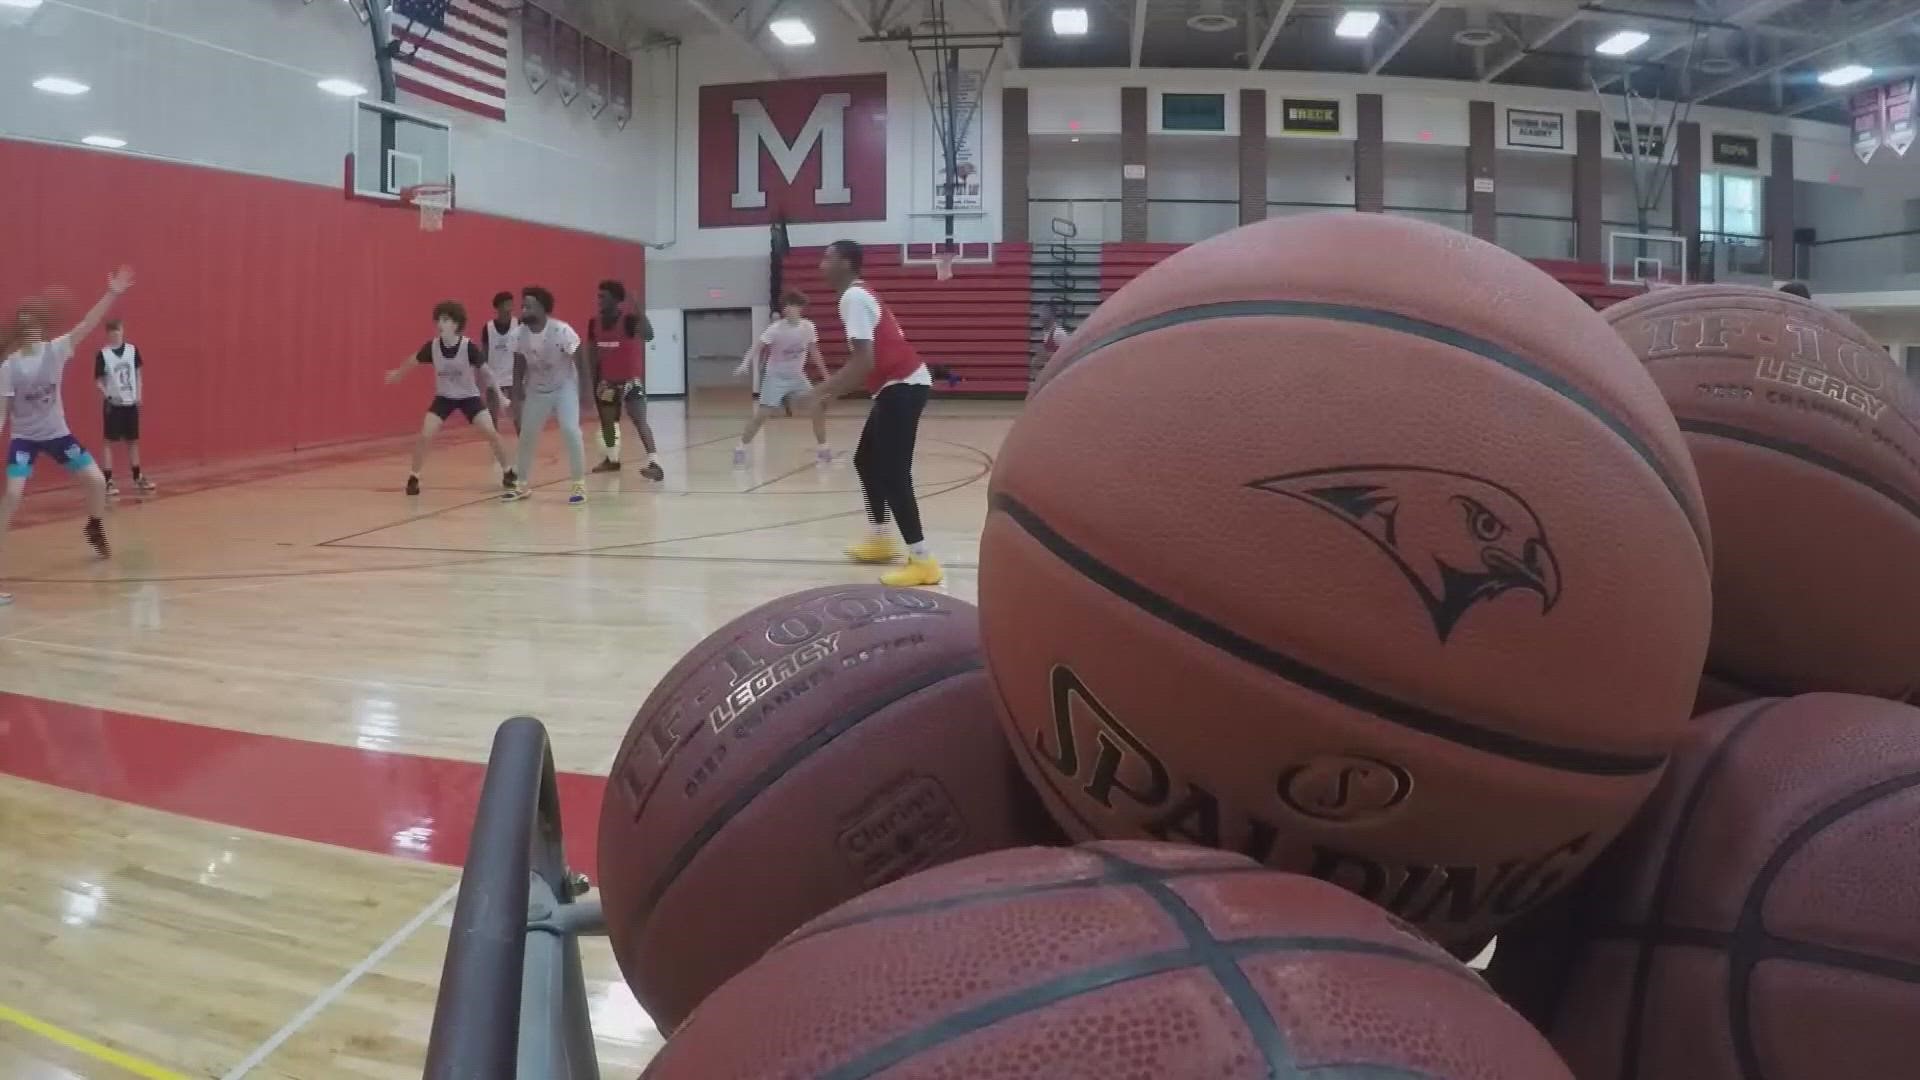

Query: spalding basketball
<box><xmin>642</xmin><ymin>841</ymin><xmax>1574</xmax><ymax>1079</ymax></box>
<box><xmin>982</xmin><ymin>213</ymin><xmax>1713</xmax><ymax>948</ymax></box>
<box><xmin>1604</xmin><ymin>285</ymin><xmax>1920</xmax><ymax>705</ymax></box>
<box><xmin>597</xmin><ymin>586</ymin><xmax>1056</xmax><ymax>1031</ymax></box>
<box><xmin>1490</xmin><ymin>693</ymin><xmax>1920</xmax><ymax>1079</ymax></box>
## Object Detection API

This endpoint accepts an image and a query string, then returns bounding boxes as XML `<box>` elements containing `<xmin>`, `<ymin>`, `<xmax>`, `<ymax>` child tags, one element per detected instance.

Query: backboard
<box><xmin>348</xmin><ymin>98</ymin><xmax>453</xmax><ymax>205</ymax></box>
<box><xmin>1608</xmin><ymin>231</ymin><xmax>1687</xmax><ymax>288</ymax></box>
<box><xmin>903</xmin><ymin>210</ymin><xmax>995</xmax><ymax>273</ymax></box>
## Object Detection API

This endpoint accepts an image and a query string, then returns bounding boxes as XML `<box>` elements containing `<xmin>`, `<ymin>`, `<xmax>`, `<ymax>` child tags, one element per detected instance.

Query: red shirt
<box><xmin>595</xmin><ymin>312</ymin><xmax>643</xmax><ymax>383</ymax></box>
<box><xmin>844</xmin><ymin>283</ymin><xmax>922</xmax><ymax>394</ymax></box>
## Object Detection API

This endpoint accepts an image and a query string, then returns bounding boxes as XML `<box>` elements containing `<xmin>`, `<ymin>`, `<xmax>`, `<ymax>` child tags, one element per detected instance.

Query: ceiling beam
<box><xmin>685</xmin><ymin>0</ymin><xmax>790</xmax><ymax>75</ymax></box>
<box><xmin>1250</xmin><ymin>0</ymin><xmax>1299</xmax><ymax>70</ymax></box>
<box><xmin>1695</xmin><ymin>5</ymin><xmax>1920</xmax><ymax>102</ymax></box>
<box><xmin>1369</xmin><ymin>0</ymin><xmax>1445</xmax><ymax>75</ymax></box>
<box><xmin>1130</xmin><ymin>0</ymin><xmax>1149</xmax><ymax>68</ymax></box>
<box><xmin>831</xmin><ymin>0</ymin><xmax>877</xmax><ymax>35</ymax></box>
<box><xmin>1482</xmin><ymin>9</ymin><xmax>1587</xmax><ymax>82</ymax></box>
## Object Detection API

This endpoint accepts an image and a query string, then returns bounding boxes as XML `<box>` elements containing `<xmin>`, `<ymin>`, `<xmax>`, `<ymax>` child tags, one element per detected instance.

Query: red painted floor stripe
<box><xmin>0</xmin><ymin>692</ymin><xmax>606</xmax><ymax>877</ymax></box>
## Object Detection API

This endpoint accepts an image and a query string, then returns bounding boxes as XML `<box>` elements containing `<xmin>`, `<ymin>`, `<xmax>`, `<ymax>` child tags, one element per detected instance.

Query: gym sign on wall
<box><xmin>698</xmin><ymin>74</ymin><xmax>891</xmax><ymax>227</ymax></box>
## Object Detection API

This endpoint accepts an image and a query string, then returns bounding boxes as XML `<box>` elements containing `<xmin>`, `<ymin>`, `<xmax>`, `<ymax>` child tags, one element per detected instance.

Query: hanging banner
<box><xmin>521</xmin><ymin>2</ymin><xmax>551</xmax><ymax>93</ymax></box>
<box><xmin>553</xmin><ymin>17</ymin><xmax>582</xmax><ymax>107</ymax></box>
<box><xmin>608</xmin><ymin>50</ymin><xmax>633</xmax><ymax>130</ymax></box>
<box><xmin>1852</xmin><ymin>86</ymin><xmax>1884</xmax><ymax>163</ymax></box>
<box><xmin>583</xmin><ymin>38</ymin><xmax>609</xmax><ymax>118</ymax></box>
<box><xmin>1885</xmin><ymin>77</ymin><xmax>1916</xmax><ymax>157</ymax></box>
<box><xmin>931</xmin><ymin>69</ymin><xmax>985</xmax><ymax>210</ymax></box>
<box><xmin>1611</xmin><ymin>121</ymin><xmax>1666</xmax><ymax>159</ymax></box>
<box><xmin>1505</xmin><ymin>109</ymin><xmax>1564</xmax><ymax>150</ymax></box>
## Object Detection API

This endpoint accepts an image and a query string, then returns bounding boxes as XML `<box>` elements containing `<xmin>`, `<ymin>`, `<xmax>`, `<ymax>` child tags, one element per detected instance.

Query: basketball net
<box><xmin>404</xmin><ymin>183</ymin><xmax>453</xmax><ymax>232</ymax></box>
<box><xmin>933</xmin><ymin>250</ymin><xmax>957</xmax><ymax>281</ymax></box>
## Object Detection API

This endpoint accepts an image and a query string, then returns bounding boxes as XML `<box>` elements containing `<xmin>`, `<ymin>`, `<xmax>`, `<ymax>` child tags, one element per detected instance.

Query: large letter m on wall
<box><xmin>731</xmin><ymin>94</ymin><xmax>853</xmax><ymax>210</ymax></box>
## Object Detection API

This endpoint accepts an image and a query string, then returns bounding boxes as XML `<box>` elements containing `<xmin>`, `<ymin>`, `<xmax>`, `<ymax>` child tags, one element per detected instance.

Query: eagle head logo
<box><xmin>1250</xmin><ymin>466</ymin><xmax>1562</xmax><ymax>642</ymax></box>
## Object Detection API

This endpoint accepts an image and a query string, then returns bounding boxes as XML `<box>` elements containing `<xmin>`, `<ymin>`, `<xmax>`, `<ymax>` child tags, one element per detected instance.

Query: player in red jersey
<box><xmin>792</xmin><ymin>240</ymin><xmax>939</xmax><ymax>587</ymax></box>
<box><xmin>586</xmin><ymin>281</ymin><xmax>663</xmax><ymax>481</ymax></box>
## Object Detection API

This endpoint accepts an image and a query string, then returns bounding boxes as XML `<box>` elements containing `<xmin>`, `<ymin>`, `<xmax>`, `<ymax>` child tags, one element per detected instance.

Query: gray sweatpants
<box><xmin>517</xmin><ymin>384</ymin><xmax>585</xmax><ymax>484</ymax></box>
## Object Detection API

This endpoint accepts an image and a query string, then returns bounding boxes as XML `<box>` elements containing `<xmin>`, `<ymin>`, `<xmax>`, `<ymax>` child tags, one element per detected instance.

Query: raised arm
<box><xmin>68</xmin><ymin>266</ymin><xmax>134</xmax><ymax>344</ymax></box>
<box><xmin>386</xmin><ymin>345</ymin><xmax>426</xmax><ymax>384</ymax></box>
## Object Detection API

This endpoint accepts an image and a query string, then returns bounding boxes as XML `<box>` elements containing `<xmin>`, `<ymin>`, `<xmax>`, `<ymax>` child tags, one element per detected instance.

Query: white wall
<box><xmin>0</xmin><ymin>0</ymin><xmax>656</xmax><ymax>240</ymax></box>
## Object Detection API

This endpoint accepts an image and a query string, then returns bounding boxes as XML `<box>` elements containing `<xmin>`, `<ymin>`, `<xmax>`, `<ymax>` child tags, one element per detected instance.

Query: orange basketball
<box><xmin>1604</xmin><ymin>285</ymin><xmax>1920</xmax><ymax>706</ymax></box>
<box><xmin>1489</xmin><ymin>693</ymin><xmax>1920</xmax><ymax>1079</ymax></box>
<box><xmin>597</xmin><ymin>586</ymin><xmax>1055</xmax><ymax>1031</ymax></box>
<box><xmin>641</xmin><ymin>841</ymin><xmax>1574</xmax><ymax>1079</ymax></box>
<box><xmin>981</xmin><ymin>213</ymin><xmax>1713</xmax><ymax>948</ymax></box>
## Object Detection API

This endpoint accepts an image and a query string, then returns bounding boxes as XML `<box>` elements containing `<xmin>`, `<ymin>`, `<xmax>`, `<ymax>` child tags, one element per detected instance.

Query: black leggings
<box><xmin>854</xmin><ymin>383</ymin><xmax>930</xmax><ymax>546</ymax></box>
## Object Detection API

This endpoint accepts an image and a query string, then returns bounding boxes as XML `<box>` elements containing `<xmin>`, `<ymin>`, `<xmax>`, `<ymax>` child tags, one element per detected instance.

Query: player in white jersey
<box><xmin>0</xmin><ymin>266</ymin><xmax>134</xmax><ymax>606</ymax></box>
<box><xmin>482</xmin><ymin>291</ymin><xmax>522</xmax><ymax>433</ymax></box>
<box><xmin>94</xmin><ymin>319</ymin><xmax>153</xmax><ymax>496</ymax></box>
<box><xmin>385</xmin><ymin>300</ymin><xmax>515</xmax><ymax>496</ymax></box>
<box><xmin>500</xmin><ymin>285</ymin><xmax>587</xmax><ymax>505</ymax></box>
<box><xmin>733</xmin><ymin>290</ymin><xmax>830</xmax><ymax>468</ymax></box>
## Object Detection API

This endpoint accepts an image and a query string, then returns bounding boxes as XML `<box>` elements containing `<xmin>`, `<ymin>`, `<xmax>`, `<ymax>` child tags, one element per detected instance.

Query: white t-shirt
<box><xmin>760</xmin><ymin>318</ymin><xmax>817</xmax><ymax>376</ymax></box>
<box><xmin>840</xmin><ymin>285</ymin><xmax>930</xmax><ymax>389</ymax></box>
<box><xmin>5</xmin><ymin>335</ymin><xmax>75</xmax><ymax>441</ymax></box>
<box><xmin>0</xmin><ymin>356</ymin><xmax>10</xmax><ymax>436</ymax></box>
<box><xmin>510</xmin><ymin>319</ymin><xmax>582</xmax><ymax>395</ymax></box>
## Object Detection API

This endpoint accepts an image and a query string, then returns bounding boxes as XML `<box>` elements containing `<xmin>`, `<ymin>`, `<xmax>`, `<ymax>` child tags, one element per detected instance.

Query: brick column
<box><xmin>1574</xmin><ymin>109</ymin><xmax>1602</xmax><ymax>263</ymax></box>
<box><xmin>1121</xmin><ymin>87</ymin><xmax>1148</xmax><ymax>241</ymax></box>
<box><xmin>1673</xmin><ymin>121</ymin><xmax>1701</xmax><ymax>279</ymax></box>
<box><xmin>1769</xmin><ymin>133</ymin><xmax>1795</xmax><ymax>280</ymax></box>
<box><xmin>1355</xmin><ymin>93</ymin><xmax>1383</xmax><ymax>212</ymax></box>
<box><xmin>1238</xmin><ymin>88</ymin><xmax>1267</xmax><ymax>225</ymax></box>
<box><xmin>1001</xmin><ymin>87</ymin><xmax>1029</xmax><ymax>243</ymax></box>
<box><xmin>1468</xmin><ymin>100</ymin><xmax>1496</xmax><ymax>241</ymax></box>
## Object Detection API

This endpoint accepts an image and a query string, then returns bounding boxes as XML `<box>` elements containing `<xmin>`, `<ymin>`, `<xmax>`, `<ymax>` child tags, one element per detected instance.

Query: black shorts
<box><xmin>429</xmin><ymin>395</ymin><xmax>485</xmax><ymax>422</ymax></box>
<box><xmin>103</xmin><ymin>403</ymin><xmax>141</xmax><ymax>441</ymax></box>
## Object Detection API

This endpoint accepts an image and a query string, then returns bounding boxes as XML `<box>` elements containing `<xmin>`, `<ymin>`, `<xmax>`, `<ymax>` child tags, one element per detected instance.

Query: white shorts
<box><xmin>758</xmin><ymin>369</ymin><xmax>812</xmax><ymax>410</ymax></box>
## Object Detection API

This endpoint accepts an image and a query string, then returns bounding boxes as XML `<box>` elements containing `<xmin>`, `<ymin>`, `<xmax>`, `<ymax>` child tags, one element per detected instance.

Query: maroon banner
<box><xmin>1852</xmin><ymin>86</ymin><xmax>1884</xmax><ymax>164</ymax></box>
<box><xmin>553</xmin><ymin>17</ymin><xmax>582</xmax><ymax>107</ymax></box>
<box><xmin>608</xmin><ymin>50</ymin><xmax>632</xmax><ymax>130</ymax></box>
<box><xmin>520</xmin><ymin>2</ymin><xmax>551</xmax><ymax>93</ymax></box>
<box><xmin>583</xmin><ymin>38</ymin><xmax>609</xmax><ymax>118</ymax></box>
<box><xmin>1885</xmin><ymin>77</ymin><xmax>1915</xmax><ymax>157</ymax></box>
<box><xmin>698</xmin><ymin>74</ymin><xmax>889</xmax><ymax>228</ymax></box>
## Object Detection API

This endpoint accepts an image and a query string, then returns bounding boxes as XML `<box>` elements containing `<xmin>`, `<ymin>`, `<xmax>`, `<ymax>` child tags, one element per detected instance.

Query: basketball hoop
<box><xmin>400</xmin><ymin>182</ymin><xmax>454</xmax><ymax>232</ymax></box>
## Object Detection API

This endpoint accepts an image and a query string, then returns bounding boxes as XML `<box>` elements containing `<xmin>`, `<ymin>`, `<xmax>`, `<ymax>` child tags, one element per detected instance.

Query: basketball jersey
<box><xmin>840</xmin><ymin>283</ymin><xmax>926</xmax><ymax>393</ymax></box>
<box><xmin>595</xmin><ymin>313</ymin><xmax>643</xmax><ymax>383</ymax></box>
<box><xmin>418</xmin><ymin>337</ymin><xmax>483</xmax><ymax>399</ymax></box>
<box><xmin>512</xmin><ymin>319</ymin><xmax>582</xmax><ymax>394</ymax></box>
<box><xmin>5</xmin><ymin>335</ymin><xmax>74</xmax><ymax>441</ymax></box>
<box><xmin>99</xmin><ymin>344</ymin><xmax>140</xmax><ymax>406</ymax></box>
<box><xmin>761</xmin><ymin>318</ymin><xmax>816</xmax><ymax>375</ymax></box>
<box><xmin>485</xmin><ymin>318</ymin><xmax>518</xmax><ymax>386</ymax></box>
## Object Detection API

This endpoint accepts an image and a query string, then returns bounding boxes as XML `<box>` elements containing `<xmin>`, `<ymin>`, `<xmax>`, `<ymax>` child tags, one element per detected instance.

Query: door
<box><xmin>644</xmin><ymin>308</ymin><xmax>687</xmax><ymax>397</ymax></box>
<box><xmin>684</xmin><ymin>308</ymin><xmax>755</xmax><ymax>392</ymax></box>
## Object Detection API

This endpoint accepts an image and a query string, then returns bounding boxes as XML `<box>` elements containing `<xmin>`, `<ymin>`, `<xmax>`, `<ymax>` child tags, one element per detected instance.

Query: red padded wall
<box><xmin>0</xmin><ymin>139</ymin><xmax>645</xmax><ymax>466</ymax></box>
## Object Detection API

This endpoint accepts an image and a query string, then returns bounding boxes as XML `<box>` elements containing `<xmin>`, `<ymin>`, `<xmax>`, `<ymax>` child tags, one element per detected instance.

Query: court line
<box><xmin>0</xmin><ymin>1001</ymin><xmax>195</xmax><ymax>1080</ymax></box>
<box><xmin>218</xmin><ymin>883</ymin><xmax>461</xmax><ymax>1080</ymax></box>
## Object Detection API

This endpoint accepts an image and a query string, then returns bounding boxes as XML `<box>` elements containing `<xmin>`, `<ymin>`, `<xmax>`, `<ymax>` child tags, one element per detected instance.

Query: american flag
<box><xmin>392</xmin><ymin>0</ymin><xmax>510</xmax><ymax>122</ymax></box>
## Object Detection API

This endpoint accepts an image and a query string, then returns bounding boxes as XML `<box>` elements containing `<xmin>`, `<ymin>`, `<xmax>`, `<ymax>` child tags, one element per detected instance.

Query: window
<box><xmin>1701</xmin><ymin>172</ymin><xmax>1763</xmax><ymax>238</ymax></box>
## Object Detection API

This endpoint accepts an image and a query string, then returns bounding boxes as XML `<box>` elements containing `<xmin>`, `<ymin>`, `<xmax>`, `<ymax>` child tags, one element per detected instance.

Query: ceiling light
<box><xmin>33</xmin><ymin>75</ymin><xmax>89</xmax><ymax>95</ymax></box>
<box><xmin>1595</xmin><ymin>30</ymin><xmax>1649</xmax><ymax>56</ymax></box>
<box><xmin>1818</xmin><ymin>64</ymin><xmax>1873</xmax><ymax>88</ymax></box>
<box><xmin>317</xmin><ymin>77</ymin><xmax>367</xmax><ymax>96</ymax></box>
<box><xmin>769</xmin><ymin>18</ymin><xmax>814</xmax><ymax>46</ymax></box>
<box><xmin>0</xmin><ymin>0</ymin><xmax>46</xmax><ymax>9</ymax></box>
<box><xmin>1335</xmin><ymin>11</ymin><xmax>1380</xmax><ymax>39</ymax></box>
<box><xmin>81</xmin><ymin>135</ymin><xmax>126</xmax><ymax>148</ymax></box>
<box><xmin>1052</xmin><ymin>7</ymin><xmax>1089</xmax><ymax>35</ymax></box>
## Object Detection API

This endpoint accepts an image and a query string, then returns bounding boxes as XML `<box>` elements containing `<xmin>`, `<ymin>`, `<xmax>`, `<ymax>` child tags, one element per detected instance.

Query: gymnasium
<box><xmin>4</xmin><ymin>0</ymin><xmax>1920</xmax><ymax>1076</ymax></box>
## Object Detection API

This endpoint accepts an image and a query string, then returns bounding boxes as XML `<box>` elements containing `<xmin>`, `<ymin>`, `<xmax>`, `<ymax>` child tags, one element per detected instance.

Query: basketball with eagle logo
<box><xmin>979</xmin><ymin>212</ymin><xmax>1715</xmax><ymax>947</ymax></box>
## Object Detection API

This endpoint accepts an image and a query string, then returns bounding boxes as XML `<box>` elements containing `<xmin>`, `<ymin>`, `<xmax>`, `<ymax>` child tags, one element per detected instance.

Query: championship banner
<box><xmin>520</xmin><ymin>2</ymin><xmax>550</xmax><ymax>93</ymax></box>
<box><xmin>932</xmin><ymin>69</ymin><xmax>985</xmax><ymax>211</ymax></box>
<box><xmin>1852</xmin><ymin>86</ymin><xmax>1884</xmax><ymax>163</ymax></box>
<box><xmin>553</xmin><ymin>16</ymin><xmax>582</xmax><ymax>106</ymax></box>
<box><xmin>609</xmin><ymin>50</ymin><xmax>633</xmax><ymax>130</ymax></box>
<box><xmin>1885</xmin><ymin>77</ymin><xmax>1915</xmax><ymax>157</ymax></box>
<box><xmin>584</xmin><ymin>37</ymin><xmax>609</xmax><ymax>118</ymax></box>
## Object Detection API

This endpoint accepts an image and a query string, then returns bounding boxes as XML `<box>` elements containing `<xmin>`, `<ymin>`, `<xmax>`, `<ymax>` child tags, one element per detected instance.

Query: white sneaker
<box><xmin>732</xmin><ymin>446</ymin><xmax>748</xmax><ymax>468</ymax></box>
<box><xmin>816</xmin><ymin>447</ymin><xmax>833</xmax><ymax>465</ymax></box>
<box><xmin>0</xmin><ymin>590</ymin><xmax>12</xmax><ymax>606</ymax></box>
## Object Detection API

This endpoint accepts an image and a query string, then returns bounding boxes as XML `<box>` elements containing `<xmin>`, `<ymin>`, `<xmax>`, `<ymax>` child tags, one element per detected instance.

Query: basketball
<box><xmin>597</xmin><ymin>586</ymin><xmax>1057</xmax><ymax>1031</ymax></box>
<box><xmin>1603</xmin><ymin>285</ymin><xmax>1920</xmax><ymax>704</ymax></box>
<box><xmin>641</xmin><ymin>841</ymin><xmax>1574</xmax><ymax>1079</ymax></box>
<box><xmin>1488</xmin><ymin>693</ymin><xmax>1920</xmax><ymax>1079</ymax></box>
<box><xmin>981</xmin><ymin>212</ymin><xmax>1714</xmax><ymax>948</ymax></box>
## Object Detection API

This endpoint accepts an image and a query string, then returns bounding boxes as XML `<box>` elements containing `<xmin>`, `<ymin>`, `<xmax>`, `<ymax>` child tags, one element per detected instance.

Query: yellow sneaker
<box><xmin>845</xmin><ymin>535</ymin><xmax>904</xmax><ymax>564</ymax></box>
<box><xmin>881</xmin><ymin>556</ymin><xmax>944</xmax><ymax>587</ymax></box>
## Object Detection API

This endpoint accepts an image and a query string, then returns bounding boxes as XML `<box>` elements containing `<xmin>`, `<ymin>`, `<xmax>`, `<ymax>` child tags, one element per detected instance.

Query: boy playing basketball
<box><xmin>587</xmin><ymin>281</ymin><xmax>664</xmax><ymax>481</ymax></box>
<box><xmin>733</xmin><ymin>290</ymin><xmax>830</xmax><ymax>468</ymax></box>
<box><xmin>501</xmin><ymin>286</ymin><xmax>588</xmax><ymax>505</ymax></box>
<box><xmin>792</xmin><ymin>241</ymin><xmax>940</xmax><ymax>587</ymax></box>
<box><xmin>0</xmin><ymin>266</ymin><xmax>133</xmax><ymax>606</ymax></box>
<box><xmin>94</xmin><ymin>319</ymin><xmax>153</xmax><ymax>496</ymax></box>
<box><xmin>385</xmin><ymin>300</ymin><xmax>515</xmax><ymax>495</ymax></box>
<box><xmin>482</xmin><ymin>291</ymin><xmax>522</xmax><ymax>433</ymax></box>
